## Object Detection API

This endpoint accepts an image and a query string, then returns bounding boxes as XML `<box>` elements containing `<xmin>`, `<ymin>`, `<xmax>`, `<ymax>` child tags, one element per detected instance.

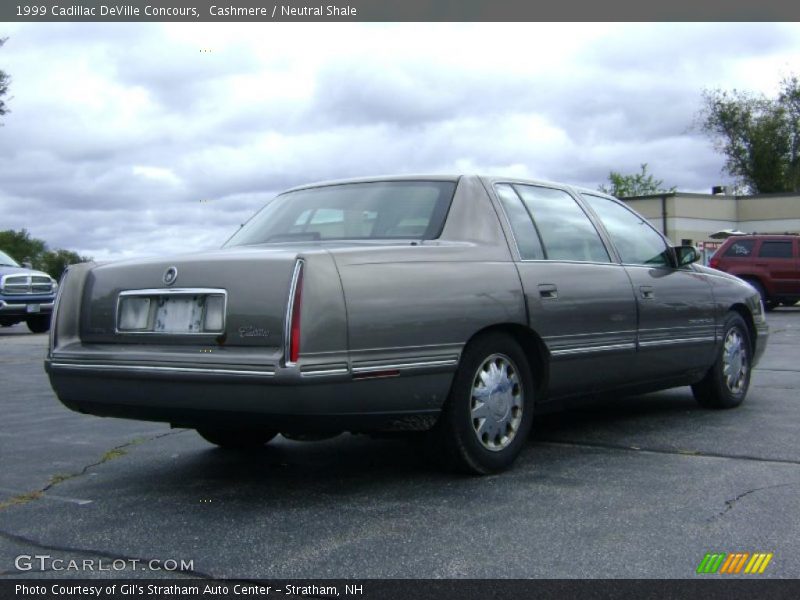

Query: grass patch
<box><xmin>0</xmin><ymin>436</ymin><xmax>150</xmax><ymax>512</ymax></box>
<box><xmin>0</xmin><ymin>491</ymin><xmax>43</xmax><ymax>510</ymax></box>
<box><xmin>101</xmin><ymin>448</ymin><xmax>128</xmax><ymax>462</ymax></box>
<box><xmin>48</xmin><ymin>473</ymin><xmax>73</xmax><ymax>486</ymax></box>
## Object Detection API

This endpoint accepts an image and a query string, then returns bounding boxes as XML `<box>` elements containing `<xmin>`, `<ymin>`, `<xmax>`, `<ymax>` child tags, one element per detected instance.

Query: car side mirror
<box><xmin>674</xmin><ymin>245</ymin><xmax>700</xmax><ymax>266</ymax></box>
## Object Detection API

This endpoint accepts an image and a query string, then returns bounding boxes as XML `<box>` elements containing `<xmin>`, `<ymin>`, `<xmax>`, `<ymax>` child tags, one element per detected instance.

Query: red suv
<box><xmin>710</xmin><ymin>234</ymin><xmax>800</xmax><ymax>310</ymax></box>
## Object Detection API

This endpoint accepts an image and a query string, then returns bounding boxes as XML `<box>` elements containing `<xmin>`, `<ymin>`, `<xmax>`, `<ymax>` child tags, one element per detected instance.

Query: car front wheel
<box><xmin>196</xmin><ymin>428</ymin><xmax>278</xmax><ymax>449</ymax></box>
<box><xmin>692</xmin><ymin>312</ymin><xmax>752</xmax><ymax>409</ymax></box>
<box><xmin>434</xmin><ymin>332</ymin><xmax>535</xmax><ymax>474</ymax></box>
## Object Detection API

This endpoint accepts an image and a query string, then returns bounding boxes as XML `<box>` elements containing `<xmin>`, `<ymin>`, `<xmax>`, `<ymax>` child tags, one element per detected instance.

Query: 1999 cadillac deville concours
<box><xmin>45</xmin><ymin>175</ymin><xmax>768</xmax><ymax>473</ymax></box>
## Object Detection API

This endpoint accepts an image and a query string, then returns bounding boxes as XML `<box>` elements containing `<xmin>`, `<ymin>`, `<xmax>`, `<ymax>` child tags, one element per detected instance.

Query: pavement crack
<box><xmin>0</xmin><ymin>528</ymin><xmax>214</xmax><ymax>579</ymax></box>
<box><xmin>708</xmin><ymin>482</ymin><xmax>800</xmax><ymax>522</ymax></box>
<box><xmin>538</xmin><ymin>439</ymin><xmax>800</xmax><ymax>466</ymax></box>
<box><xmin>0</xmin><ymin>430</ymin><xmax>186</xmax><ymax>512</ymax></box>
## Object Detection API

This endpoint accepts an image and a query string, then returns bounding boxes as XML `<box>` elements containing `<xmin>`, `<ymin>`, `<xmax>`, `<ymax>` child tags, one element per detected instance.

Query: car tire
<box><xmin>0</xmin><ymin>318</ymin><xmax>18</xmax><ymax>327</ymax></box>
<box><xmin>26</xmin><ymin>315</ymin><xmax>51</xmax><ymax>333</ymax></box>
<box><xmin>691</xmin><ymin>312</ymin><xmax>752</xmax><ymax>409</ymax></box>
<box><xmin>196</xmin><ymin>428</ymin><xmax>278</xmax><ymax>449</ymax></box>
<box><xmin>433</xmin><ymin>332</ymin><xmax>535</xmax><ymax>475</ymax></box>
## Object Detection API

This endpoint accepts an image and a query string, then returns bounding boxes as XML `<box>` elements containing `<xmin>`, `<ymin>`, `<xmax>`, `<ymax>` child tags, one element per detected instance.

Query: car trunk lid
<box><xmin>79</xmin><ymin>247</ymin><xmax>301</xmax><ymax>348</ymax></box>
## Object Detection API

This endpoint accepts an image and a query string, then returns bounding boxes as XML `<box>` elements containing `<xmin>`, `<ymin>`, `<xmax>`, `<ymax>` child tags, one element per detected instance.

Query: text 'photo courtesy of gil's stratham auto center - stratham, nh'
<box><xmin>1</xmin><ymin>2</ymin><xmax>800</xmax><ymax>599</ymax></box>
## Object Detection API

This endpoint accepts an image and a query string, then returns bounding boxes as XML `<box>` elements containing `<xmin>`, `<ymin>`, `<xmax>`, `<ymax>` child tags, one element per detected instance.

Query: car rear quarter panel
<box><xmin>295</xmin><ymin>251</ymin><xmax>349</xmax><ymax>370</ymax></box>
<box><xmin>330</xmin><ymin>176</ymin><xmax>526</xmax><ymax>371</ymax></box>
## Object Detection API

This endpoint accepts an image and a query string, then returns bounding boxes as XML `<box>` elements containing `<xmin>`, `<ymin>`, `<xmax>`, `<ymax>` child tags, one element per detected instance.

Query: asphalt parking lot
<box><xmin>1</xmin><ymin>310</ymin><xmax>798</xmax><ymax>579</ymax></box>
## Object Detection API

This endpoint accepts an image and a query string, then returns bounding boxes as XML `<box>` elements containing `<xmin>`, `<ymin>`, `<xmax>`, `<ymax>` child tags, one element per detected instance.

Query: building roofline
<box><xmin>622</xmin><ymin>191</ymin><xmax>800</xmax><ymax>200</ymax></box>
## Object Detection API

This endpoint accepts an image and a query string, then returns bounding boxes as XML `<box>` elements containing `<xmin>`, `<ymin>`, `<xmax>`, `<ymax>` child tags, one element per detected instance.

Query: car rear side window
<box><xmin>512</xmin><ymin>185</ymin><xmax>610</xmax><ymax>263</ymax></box>
<box><xmin>724</xmin><ymin>240</ymin><xmax>755</xmax><ymax>257</ymax></box>
<box><xmin>494</xmin><ymin>184</ymin><xmax>545</xmax><ymax>260</ymax></box>
<box><xmin>758</xmin><ymin>241</ymin><xmax>793</xmax><ymax>258</ymax></box>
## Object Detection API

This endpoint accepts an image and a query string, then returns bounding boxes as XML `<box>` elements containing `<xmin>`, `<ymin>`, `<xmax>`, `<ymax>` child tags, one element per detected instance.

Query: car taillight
<box><xmin>709</xmin><ymin>256</ymin><xmax>720</xmax><ymax>269</ymax></box>
<box><xmin>286</xmin><ymin>260</ymin><xmax>304</xmax><ymax>365</ymax></box>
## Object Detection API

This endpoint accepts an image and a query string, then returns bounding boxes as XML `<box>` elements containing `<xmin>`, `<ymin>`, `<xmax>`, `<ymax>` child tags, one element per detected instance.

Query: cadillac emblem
<box><xmin>163</xmin><ymin>266</ymin><xmax>178</xmax><ymax>286</ymax></box>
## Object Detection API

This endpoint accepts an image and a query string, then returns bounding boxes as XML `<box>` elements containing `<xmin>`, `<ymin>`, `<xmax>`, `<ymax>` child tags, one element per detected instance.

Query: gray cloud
<box><xmin>1</xmin><ymin>22</ymin><xmax>799</xmax><ymax>260</ymax></box>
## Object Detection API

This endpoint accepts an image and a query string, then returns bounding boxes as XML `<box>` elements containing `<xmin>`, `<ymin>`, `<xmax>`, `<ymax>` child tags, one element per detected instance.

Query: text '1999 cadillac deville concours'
<box><xmin>46</xmin><ymin>175</ymin><xmax>768</xmax><ymax>473</ymax></box>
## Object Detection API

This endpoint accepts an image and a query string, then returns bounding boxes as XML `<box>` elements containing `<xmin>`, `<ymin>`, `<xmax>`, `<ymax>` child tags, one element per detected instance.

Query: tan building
<box><xmin>622</xmin><ymin>191</ymin><xmax>800</xmax><ymax>260</ymax></box>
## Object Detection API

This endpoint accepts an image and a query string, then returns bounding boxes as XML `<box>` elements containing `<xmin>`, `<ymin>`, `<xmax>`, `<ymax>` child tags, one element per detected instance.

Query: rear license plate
<box><xmin>153</xmin><ymin>296</ymin><xmax>205</xmax><ymax>333</ymax></box>
<box><xmin>26</xmin><ymin>304</ymin><xmax>41</xmax><ymax>313</ymax></box>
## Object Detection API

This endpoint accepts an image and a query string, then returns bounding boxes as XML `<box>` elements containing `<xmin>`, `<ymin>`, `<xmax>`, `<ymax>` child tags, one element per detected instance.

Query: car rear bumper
<box><xmin>45</xmin><ymin>356</ymin><xmax>455</xmax><ymax>432</ymax></box>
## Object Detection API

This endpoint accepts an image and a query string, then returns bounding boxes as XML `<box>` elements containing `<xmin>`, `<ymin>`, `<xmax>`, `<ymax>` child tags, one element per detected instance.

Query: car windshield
<box><xmin>224</xmin><ymin>180</ymin><xmax>457</xmax><ymax>247</ymax></box>
<box><xmin>0</xmin><ymin>250</ymin><xmax>20</xmax><ymax>267</ymax></box>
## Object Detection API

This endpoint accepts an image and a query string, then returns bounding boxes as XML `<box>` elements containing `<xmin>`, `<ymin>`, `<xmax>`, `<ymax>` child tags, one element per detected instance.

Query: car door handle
<box><xmin>538</xmin><ymin>284</ymin><xmax>558</xmax><ymax>299</ymax></box>
<box><xmin>640</xmin><ymin>285</ymin><xmax>655</xmax><ymax>300</ymax></box>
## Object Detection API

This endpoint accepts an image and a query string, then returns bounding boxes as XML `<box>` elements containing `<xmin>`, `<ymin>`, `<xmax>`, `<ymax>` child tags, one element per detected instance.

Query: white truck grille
<box><xmin>1</xmin><ymin>275</ymin><xmax>54</xmax><ymax>295</ymax></box>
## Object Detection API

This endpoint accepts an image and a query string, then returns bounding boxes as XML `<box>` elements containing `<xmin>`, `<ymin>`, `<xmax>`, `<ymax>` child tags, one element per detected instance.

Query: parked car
<box><xmin>0</xmin><ymin>249</ymin><xmax>58</xmax><ymax>333</ymax></box>
<box><xmin>710</xmin><ymin>234</ymin><xmax>800</xmax><ymax>310</ymax></box>
<box><xmin>45</xmin><ymin>175</ymin><xmax>768</xmax><ymax>473</ymax></box>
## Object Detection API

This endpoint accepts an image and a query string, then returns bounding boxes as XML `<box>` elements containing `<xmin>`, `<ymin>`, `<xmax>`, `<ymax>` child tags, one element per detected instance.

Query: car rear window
<box><xmin>724</xmin><ymin>240</ymin><xmax>755</xmax><ymax>257</ymax></box>
<box><xmin>225</xmin><ymin>181</ymin><xmax>457</xmax><ymax>246</ymax></box>
<box><xmin>758</xmin><ymin>241</ymin><xmax>793</xmax><ymax>258</ymax></box>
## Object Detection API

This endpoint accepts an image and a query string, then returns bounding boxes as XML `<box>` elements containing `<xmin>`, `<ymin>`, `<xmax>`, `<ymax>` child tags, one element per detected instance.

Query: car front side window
<box><xmin>581</xmin><ymin>193</ymin><xmax>671</xmax><ymax>267</ymax></box>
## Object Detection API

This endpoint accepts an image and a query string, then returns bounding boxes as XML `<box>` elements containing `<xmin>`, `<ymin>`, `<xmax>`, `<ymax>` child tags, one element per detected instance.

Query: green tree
<box><xmin>39</xmin><ymin>249</ymin><xmax>87</xmax><ymax>280</ymax></box>
<box><xmin>598</xmin><ymin>163</ymin><xmax>676</xmax><ymax>197</ymax></box>
<box><xmin>698</xmin><ymin>75</ymin><xmax>800</xmax><ymax>194</ymax></box>
<box><xmin>0</xmin><ymin>37</ymin><xmax>10</xmax><ymax>122</ymax></box>
<box><xmin>0</xmin><ymin>229</ymin><xmax>91</xmax><ymax>280</ymax></box>
<box><xmin>0</xmin><ymin>229</ymin><xmax>46</xmax><ymax>265</ymax></box>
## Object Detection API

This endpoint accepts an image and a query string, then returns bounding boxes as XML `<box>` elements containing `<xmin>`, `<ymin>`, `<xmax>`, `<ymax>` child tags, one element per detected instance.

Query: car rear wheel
<box><xmin>433</xmin><ymin>332</ymin><xmax>534</xmax><ymax>474</ymax></box>
<box><xmin>691</xmin><ymin>312</ymin><xmax>752</xmax><ymax>409</ymax></box>
<box><xmin>196</xmin><ymin>428</ymin><xmax>278</xmax><ymax>449</ymax></box>
<box><xmin>26</xmin><ymin>315</ymin><xmax>51</xmax><ymax>333</ymax></box>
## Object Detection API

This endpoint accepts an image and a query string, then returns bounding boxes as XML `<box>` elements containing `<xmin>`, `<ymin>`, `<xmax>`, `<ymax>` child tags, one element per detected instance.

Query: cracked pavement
<box><xmin>1</xmin><ymin>309</ymin><xmax>799</xmax><ymax>578</ymax></box>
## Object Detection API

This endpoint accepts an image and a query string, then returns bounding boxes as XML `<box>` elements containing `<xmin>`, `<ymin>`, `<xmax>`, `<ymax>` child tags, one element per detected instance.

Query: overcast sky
<box><xmin>1</xmin><ymin>22</ymin><xmax>799</xmax><ymax>260</ymax></box>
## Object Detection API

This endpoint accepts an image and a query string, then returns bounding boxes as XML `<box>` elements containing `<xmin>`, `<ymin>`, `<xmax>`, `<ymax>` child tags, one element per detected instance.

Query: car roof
<box><xmin>282</xmin><ymin>174</ymin><xmax>463</xmax><ymax>193</ymax></box>
<box><xmin>281</xmin><ymin>174</ymin><xmax>616</xmax><ymax>200</ymax></box>
<box><xmin>724</xmin><ymin>234</ymin><xmax>799</xmax><ymax>240</ymax></box>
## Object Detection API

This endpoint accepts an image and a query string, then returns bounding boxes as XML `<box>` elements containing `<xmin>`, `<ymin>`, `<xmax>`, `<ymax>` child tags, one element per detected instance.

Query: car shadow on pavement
<box><xmin>67</xmin><ymin>389</ymin><xmax>705</xmax><ymax>499</ymax></box>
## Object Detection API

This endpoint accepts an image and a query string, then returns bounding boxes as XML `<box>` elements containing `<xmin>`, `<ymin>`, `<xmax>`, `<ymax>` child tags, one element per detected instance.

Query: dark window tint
<box><xmin>495</xmin><ymin>184</ymin><xmax>545</xmax><ymax>260</ymax></box>
<box><xmin>724</xmin><ymin>240</ymin><xmax>755</xmax><ymax>257</ymax></box>
<box><xmin>581</xmin><ymin>193</ymin><xmax>670</xmax><ymax>266</ymax></box>
<box><xmin>513</xmin><ymin>185</ymin><xmax>610</xmax><ymax>263</ymax></box>
<box><xmin>758</xmin><ymin>241</ymin><xmax>793</xmax><ymax>258</ymax></box>
<box><xmin>225</xmin><ymin>181</ymin><xmax>456</xmax><ymax>246</ymax></box>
